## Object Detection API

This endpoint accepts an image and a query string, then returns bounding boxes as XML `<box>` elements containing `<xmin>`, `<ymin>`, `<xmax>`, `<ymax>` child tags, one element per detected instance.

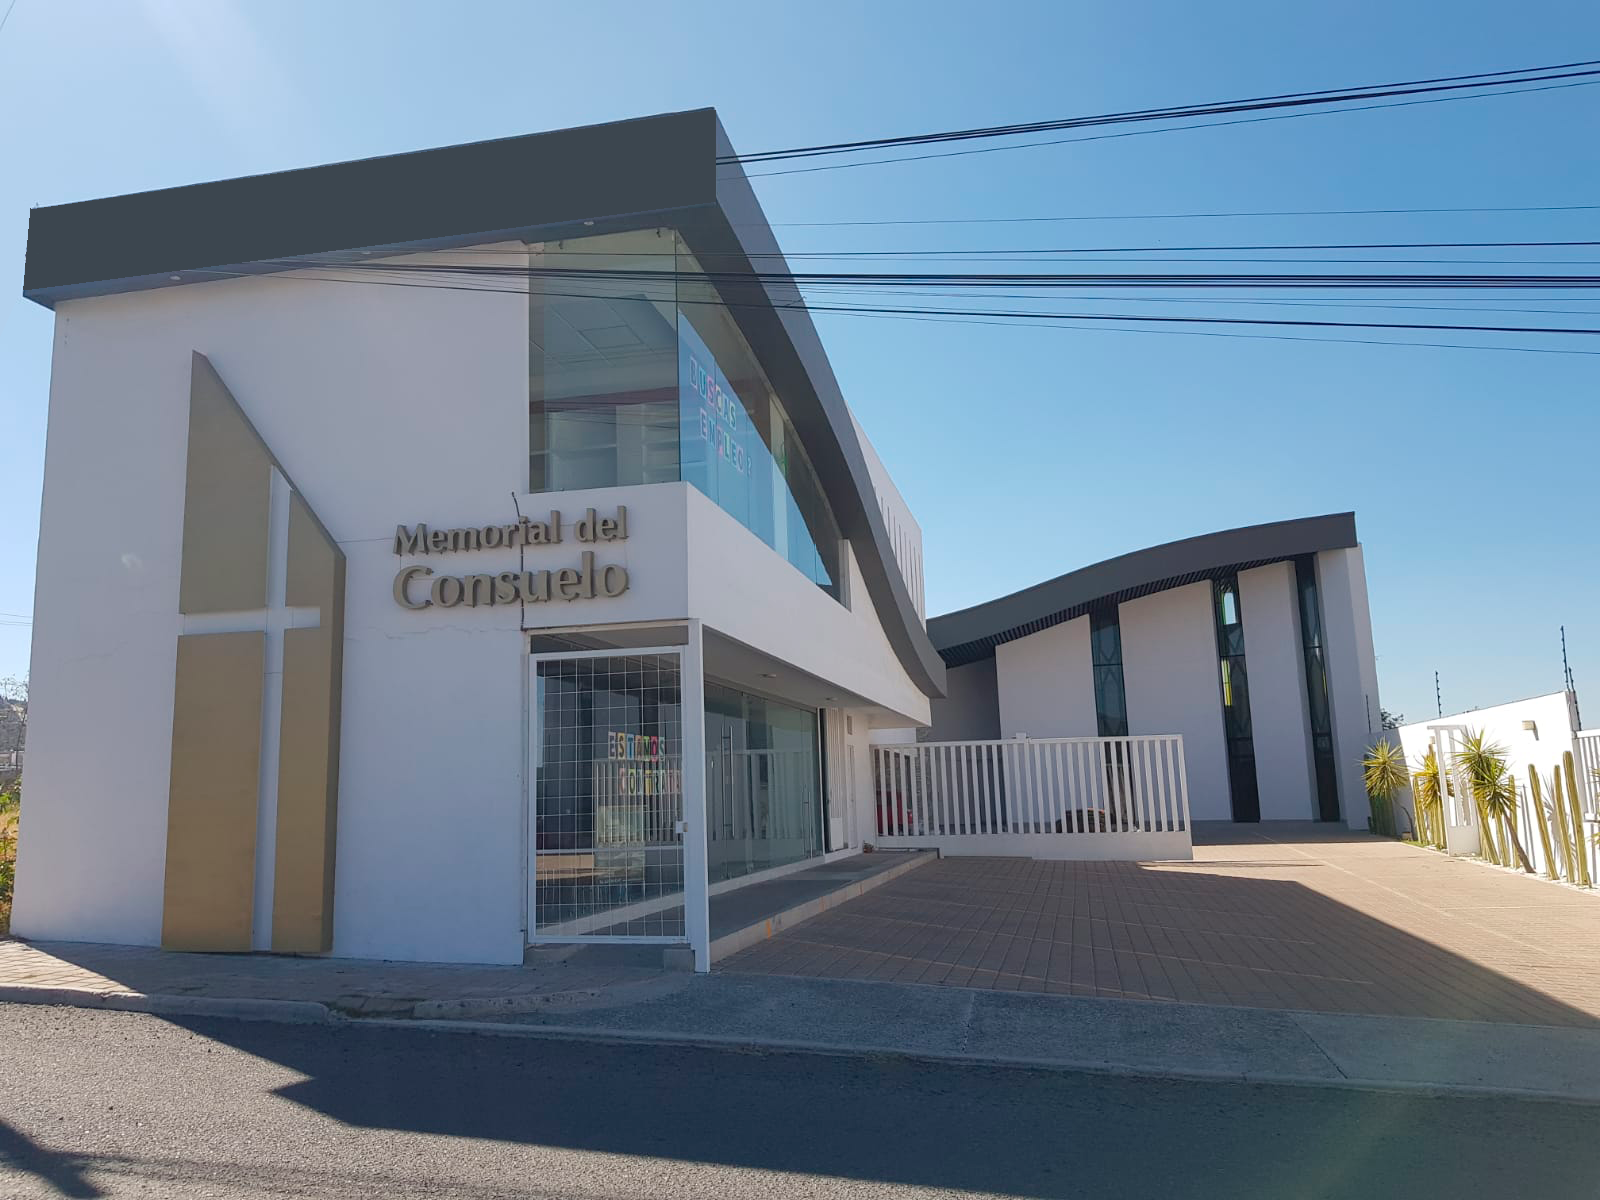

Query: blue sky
<box><xmin>1</xmin><ymin>0</ymin><xmax>1596</xmax><ymax>724</ymax></box>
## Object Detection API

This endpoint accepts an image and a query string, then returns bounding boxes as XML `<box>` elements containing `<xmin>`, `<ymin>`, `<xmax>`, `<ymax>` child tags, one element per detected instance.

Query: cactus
<box><xmin>1529</xmin><ymin>768</ymin><xmax>1559</xmax><ymax>879</ymax></box>
<box><xmin>1551</xmin><ymin>769</ymin><xmax>1575</xmax><ymax>881</ymax></box>
<box><xmin>1474</xmin><ymin>791</ymin><xmax>1501</xmax><ymax>865</ymax></box>
<box><xmin>1563</xmin><ymin>752</ymin><xmax>1592</xmax><ymax>887</ymax></box>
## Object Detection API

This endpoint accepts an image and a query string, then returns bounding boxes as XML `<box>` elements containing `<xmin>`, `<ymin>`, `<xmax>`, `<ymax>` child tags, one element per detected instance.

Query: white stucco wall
<box><xmin>1239</xmin><ymin>562</ymin><xmax>1317</xmax><ymax>820</ymax></box>
<box><xmin>1317</xmin><ymin>546</ymin><xmax>1383</xmax><ymax>828</ymax></box>
<box><xmin>15</xmin><ymin>245</ymin><xmax>930</xmax><ymax>963</ymax></box>
<box><xmin>994</xmin><ymin>617</ymin><xmax>1098</xmax><ymax>739</ymax></box>
<box><xmin>1119</xmin><ymin>581</ymin><xmax>1232</xmax><ymax>821</ymax></box>
<box><xmin>1395</xmin><ymin>691</ymin><xmax>1585</xmax><ymax>873</ymax></box>
<box><xmin>927</xmin><ymin>659</ymin><xmax>1001</xmax><ymax>742</ymax></box>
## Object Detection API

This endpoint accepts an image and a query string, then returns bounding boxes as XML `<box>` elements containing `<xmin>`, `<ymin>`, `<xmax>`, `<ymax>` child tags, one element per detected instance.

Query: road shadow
<box><xmin>150</xmin><ymin>1018</ymin><xmax>1600</xmax><ymax>1198</ymax></box>
<box><xmin>0</xmin><ymin>1118</ymin><xmax>102</xmax><ymax>1198</ymax></box>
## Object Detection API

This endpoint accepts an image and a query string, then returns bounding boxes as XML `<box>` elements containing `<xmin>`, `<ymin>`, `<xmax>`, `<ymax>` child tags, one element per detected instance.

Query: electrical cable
<box><xmin>724</xmin><ymin>58</ymin><xmax>1600</xmax><ymax>163</ymax></box>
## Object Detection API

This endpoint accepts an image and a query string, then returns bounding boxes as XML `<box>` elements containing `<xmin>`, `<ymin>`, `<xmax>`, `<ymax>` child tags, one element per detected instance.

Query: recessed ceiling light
<box><xmin>168</xmin><ymin>275</ymin><xmax>181</xmax><ymax>282</ymax></box>
<box><xmin>761</xmin><ymin>672</ymin><xmax>777</xmax><ymax>679</ymax></box>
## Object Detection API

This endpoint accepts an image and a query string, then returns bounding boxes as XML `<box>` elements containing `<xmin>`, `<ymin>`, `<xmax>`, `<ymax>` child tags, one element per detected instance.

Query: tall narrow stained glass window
<box><xmin>1295</xmin><ymin>556</ymin><xmax>1341</xmax><ymax>821</ymax></box>
<box><xmin>1089</xmin><ymin>607</ymin><xmax>1128</xmax><ymax>738</ymax></box>
<box><xmin>1213</xmin><ymin>575</ymin><xmax>1261</xmax><ymax>823</ymax></box>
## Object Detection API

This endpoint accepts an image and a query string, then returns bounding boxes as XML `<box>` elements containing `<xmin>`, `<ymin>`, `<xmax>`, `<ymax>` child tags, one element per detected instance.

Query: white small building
<box><xmin>922</xmin><ymin>515</ymin><xmax>1385</xmax><ymax>827</ymax></box>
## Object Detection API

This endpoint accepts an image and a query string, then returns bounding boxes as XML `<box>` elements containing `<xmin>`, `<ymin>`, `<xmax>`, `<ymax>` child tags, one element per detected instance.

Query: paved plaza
<box><xmin>722</xmin><ymin>825</ymin><xmax>1600</xmax><ymax>1027</ymax></box>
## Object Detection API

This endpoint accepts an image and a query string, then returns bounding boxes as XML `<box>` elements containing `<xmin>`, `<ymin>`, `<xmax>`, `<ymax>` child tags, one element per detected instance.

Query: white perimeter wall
<box><xmin>15</xmin><ymin>247</ymin><xmax>928</xmax><ymax>963</ymax></box>
<box><xmin>1239</xmin><ymin>562</ymin><xmax>1317</xmax><ymax>820</ymax></box>
<box><xmin>995</xmin><ymin>616</ymin><xmax>1098</xmax><ymax>739</ymax></box>
<box><xmin>1119</xmin><ymin>581</ymin><xmax>1232</xmax><ymax>821</ymax></box>
<box><xmin>1395</xmin><ymin>691</ymin><xmax>1584</xmax><ymax>871</ymax></box>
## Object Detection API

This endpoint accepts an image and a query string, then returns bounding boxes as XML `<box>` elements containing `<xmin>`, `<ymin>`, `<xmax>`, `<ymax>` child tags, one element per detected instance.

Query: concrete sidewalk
<box><xmin>4</xmin><ymin>938</ymin><xmax>1599</xmax><ymax>1104</ymax></box>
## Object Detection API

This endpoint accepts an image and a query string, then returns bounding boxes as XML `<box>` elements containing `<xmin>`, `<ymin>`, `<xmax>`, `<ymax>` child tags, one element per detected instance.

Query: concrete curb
<box><xmin>0</xmin><ymin>982</ymin><xmax>331</xmax><ymax>1024</ymax></box>
<box><xmin>373</xmin><ymin>1017</ymin><xmax>1600</xmax><ymax>1108</ymax></box>
<box><xmin>6</xmin><ymin>978</ymin><xmax>1599</xmax><ymax>1107</ymax></box>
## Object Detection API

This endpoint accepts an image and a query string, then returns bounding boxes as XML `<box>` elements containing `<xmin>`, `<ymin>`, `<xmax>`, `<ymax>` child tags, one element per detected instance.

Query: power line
<box><xmin>725</xmin><ymin>58</ymin><xmax>1600</xmax><ymax>163</ymax></box>
<box><xmin>191</xmin><ymin>259</ymin><xmax>1600</xmax><ymax>356</ymax></box>
<box><xmin>739</xmin><ymin>79</ymin><xmax>1600</xmax><ymax>178</ymax></box>
<box><xmin>758</xmin><ymin>203</ymin><xmax>1600</xmax><ymax>227</ymax></box>
<box><xmin>254</xmin><ymin>258</ymin><xmax>1600</xmax><ymax>290</ymax></box>
<box><xmin>429</xmin><ymin>239</ymin><xmax>1600</xmax><ymax>257</ymax></box>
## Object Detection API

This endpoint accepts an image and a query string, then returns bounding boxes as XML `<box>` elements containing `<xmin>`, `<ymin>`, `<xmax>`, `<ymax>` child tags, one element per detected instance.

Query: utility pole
<box><xmin>1435</xmin><ymin>671</ymin><xmax>1442</xmax><ymax>718</ymax></box>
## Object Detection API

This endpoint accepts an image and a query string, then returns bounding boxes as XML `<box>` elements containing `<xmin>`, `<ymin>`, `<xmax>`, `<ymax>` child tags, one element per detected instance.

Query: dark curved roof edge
<box><xmin>21</xmin><ymin>107</ymin><xmax>947</xmax><ymax>701</ymax></box>
<box><xmin>931</xmin><ymin>512</ymin><xmax>1357</xmax><ymax>667</ymax></box>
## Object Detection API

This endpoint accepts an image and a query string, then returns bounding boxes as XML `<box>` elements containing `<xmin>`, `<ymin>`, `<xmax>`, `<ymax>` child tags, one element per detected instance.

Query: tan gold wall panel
<box><xmin>272</xmin><ymin>623</ymin><xmax>343</xmax><ymax>953</ymax></box>
<box><xmin>179</xmin><ymin>352</ymin><xmax>270</xmax><ymax>614</ymax></box>
<box><xmin>271</xmin><ymin>489</ymin><xmax>346</xmax><ymax>954</ymax></box>
<box><xmin>162</xmin><ymin>632</ymin><xmax>264</xmax><ymax>951</ymax></box>
<box><xmin>284</xmin><ymin>490</ymin><xmax>340</xmax><ymax>608</ymax></box>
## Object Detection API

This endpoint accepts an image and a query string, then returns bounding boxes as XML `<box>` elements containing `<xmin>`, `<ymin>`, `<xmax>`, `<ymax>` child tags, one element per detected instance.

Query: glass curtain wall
<box><xmin>528</xmin><ymin>229</ymin><xmax>843</xmax><ymax>599</ymax></box>
<box><xmin>704</xmin><ymin>682</ymin><xmax>823</xmax><ymax>883</ymax></box>
<box><xmin>529</xmin><ymin>229</ymin><xmax>682</xmax><ymax>493</ymax></box>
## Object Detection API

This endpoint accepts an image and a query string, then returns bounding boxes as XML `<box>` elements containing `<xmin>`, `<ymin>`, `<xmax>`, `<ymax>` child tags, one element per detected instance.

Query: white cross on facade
<box><xmin>177</xmin><ymin>467</ymin><xmax>322</xmax><ymax>950</ymax></box>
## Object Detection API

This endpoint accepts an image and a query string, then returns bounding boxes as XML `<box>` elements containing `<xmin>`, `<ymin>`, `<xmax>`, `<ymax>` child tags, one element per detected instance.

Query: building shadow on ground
<box><xmin>150</xmin><ymin>1016</ymin><xmax>1598</xmax><ymax>1199</ymax></box>
<box><xmin>718</xmin><ymin>847</ymin><xmax>1600</xmax><ymax>1028</ymax></box>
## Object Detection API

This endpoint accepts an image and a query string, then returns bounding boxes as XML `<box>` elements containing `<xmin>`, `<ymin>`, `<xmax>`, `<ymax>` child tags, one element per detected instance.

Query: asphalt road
<box><xmin>3</xmin><ymin>1004</ymin><xmax>1597</xmax><ymax>1199</ymax></box>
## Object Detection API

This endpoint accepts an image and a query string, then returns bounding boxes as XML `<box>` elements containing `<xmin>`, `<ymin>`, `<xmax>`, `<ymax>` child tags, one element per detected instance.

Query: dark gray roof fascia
<box><xmin>930</xmin><ymin>512</ymin><xmax>1358</xmax><ymax>666</ymax></box>
<box><xmin>24</xmin><ymin>108</ymin><xmax>720</xmax><ymax>307</ymax></box>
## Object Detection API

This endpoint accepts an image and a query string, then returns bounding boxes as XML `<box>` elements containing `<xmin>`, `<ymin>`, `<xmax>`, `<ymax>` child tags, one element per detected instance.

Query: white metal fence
<box><xmin>872</xmin><ymin>735</ymin><xmax>1193</xmax><ymax>861</ymax></box>
<box><xmin>1577</xmin><ymin>730</ymin><xmax>1600</xmax><ymax>814</ymax></box>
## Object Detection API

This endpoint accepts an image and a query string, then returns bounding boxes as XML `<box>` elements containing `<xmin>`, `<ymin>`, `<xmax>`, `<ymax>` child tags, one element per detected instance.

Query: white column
<box><xmin>681</xmin><ymin>619</ymin><xmax>711</xmax><ymax>972</ymax></box>
<box><xmin>1317</xmin><ymin>547</ymin><xmax>1383</xmax><ymax>829</ymax></box>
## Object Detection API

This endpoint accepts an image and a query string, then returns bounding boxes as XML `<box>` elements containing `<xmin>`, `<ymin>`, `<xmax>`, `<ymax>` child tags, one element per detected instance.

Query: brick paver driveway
<box><xmin>721</xmin><ymin>824</ymin><xmax>1600</xmax><ymax>1027</ymax></box>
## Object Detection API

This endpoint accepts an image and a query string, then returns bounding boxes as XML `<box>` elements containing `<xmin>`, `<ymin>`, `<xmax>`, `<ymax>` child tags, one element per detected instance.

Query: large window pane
<box><xmin>529</xmin><ymin>229</ymin><xmax>680</xmax><ymax>492</ymax></box>
<box><xmin>705</xmin><ymin>682</ymin><xmax>823</xmax><ymax>883</ymax></box>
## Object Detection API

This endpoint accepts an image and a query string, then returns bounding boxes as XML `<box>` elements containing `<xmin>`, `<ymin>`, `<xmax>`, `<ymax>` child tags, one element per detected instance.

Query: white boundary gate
<box><xmin>872</xmin><ymin>735</ymin><xmax>1193</xmax><ymax>861</ymax></box>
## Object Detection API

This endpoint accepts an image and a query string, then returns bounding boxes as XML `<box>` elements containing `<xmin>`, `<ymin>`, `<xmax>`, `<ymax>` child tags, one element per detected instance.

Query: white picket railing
<box><xmin>872</xmin><ymin>735</ymin><xmax>1193</xmax><ymax>862</ymax></box>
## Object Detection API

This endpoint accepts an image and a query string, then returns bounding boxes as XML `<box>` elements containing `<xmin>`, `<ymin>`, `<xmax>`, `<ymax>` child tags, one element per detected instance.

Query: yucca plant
<box><xmin>1451</xmin><ymin>730</ymin><xmax>1531</xmax><ymax>872</ymax></box>
<box><xmin>1411</xmin><ymin>748</ymin><xmax>1445</xmax><ymax>849</ymax></box>
<box><xmin>1362</xmin><ymin>738</ymin><xmax>1407</xmax><ymax>837</ymax></box>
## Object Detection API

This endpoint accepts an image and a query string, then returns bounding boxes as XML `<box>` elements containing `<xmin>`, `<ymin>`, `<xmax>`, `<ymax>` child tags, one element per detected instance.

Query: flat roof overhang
<box><xmin>21</xmin><ymin>108</ymin><xmax>947</xmax><ymax>701</ymax></box>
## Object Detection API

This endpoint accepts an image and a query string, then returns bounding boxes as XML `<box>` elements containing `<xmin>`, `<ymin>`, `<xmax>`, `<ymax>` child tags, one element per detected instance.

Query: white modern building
<box><xmin>923</xmin><ymin>515</ymin><xmax>1384</xmax><ymax>827</ymax></box>
<box><xmin>15</xmin><ymin>110</ymin><xmax>944</xmax><ymax>970</ymax></box>
<box><xmin>13</xmin><ymin>109</ymin><xmax>1388</xmax><ymax>971</ymax></box>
